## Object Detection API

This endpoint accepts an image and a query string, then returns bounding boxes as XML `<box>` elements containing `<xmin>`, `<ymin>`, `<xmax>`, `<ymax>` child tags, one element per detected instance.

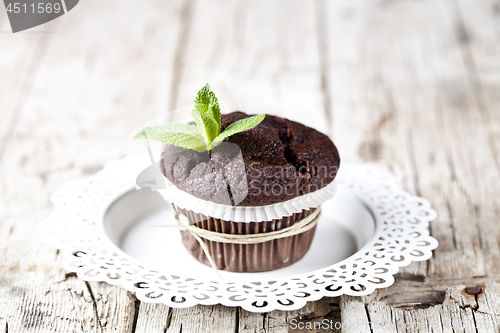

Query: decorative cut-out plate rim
<box><xmin>38</xmin><ymin>155</ymin><xmax>438</xmax><ymax>312</ymax></box>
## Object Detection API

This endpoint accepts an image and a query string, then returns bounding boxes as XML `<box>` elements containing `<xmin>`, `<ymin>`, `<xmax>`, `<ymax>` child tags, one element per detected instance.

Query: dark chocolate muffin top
<box><xmin>160</xmin><ymin>112</ymin><xmax>340</xmax><ymax>206</ymax></box>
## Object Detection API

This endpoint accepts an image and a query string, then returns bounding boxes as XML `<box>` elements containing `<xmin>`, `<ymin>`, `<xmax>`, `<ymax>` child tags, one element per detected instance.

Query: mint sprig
<box><xmin>194</xmin><ymin>84</ymin><xmax>221</xmax><ymax>128</ymax></box>
<box><xmin>134</xmin><ymin>84</ymin><xmax>265</xmax><ymax>152</ymax></box>
<box><xmin>134</xmin><ymin>123</ymin><xmax>206</xmax><ymax>152</ymax></box>
<box><xmin>213</xmin><ymin>114</ymin><xmax>265</xmax><ymax>143</ymax></box>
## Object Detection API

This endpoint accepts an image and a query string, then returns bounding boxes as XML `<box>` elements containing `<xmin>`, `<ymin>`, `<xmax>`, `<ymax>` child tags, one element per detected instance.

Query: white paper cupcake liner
<box><xmin>156</xmin><ymin>178</ymin><xmax>337</xmax><ymax>223</ymax></box>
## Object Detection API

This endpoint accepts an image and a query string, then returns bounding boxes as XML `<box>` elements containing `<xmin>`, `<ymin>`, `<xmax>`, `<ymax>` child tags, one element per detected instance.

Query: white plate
<box><xmin>38</xmin><ymin>156</ymin><xmax>438</xmax><ymax>312</ymax></box>
<box><xmin>101</xmin><ymin>186</ymin><xmax>375</xmax><ymax>282</ymax></box>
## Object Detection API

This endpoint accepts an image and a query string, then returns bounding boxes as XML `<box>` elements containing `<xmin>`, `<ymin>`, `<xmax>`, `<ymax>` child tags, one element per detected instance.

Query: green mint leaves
<box><xmin>134</xmin><ymin>84</ymin><xmax>265</xmax><ymax>152</ymax></box>
<box><xmin>194</xmin><ymin>84</ymin><xmax>221</xmax><ymax>128</ymax></box>
<box><xmin>191</xmin><ymin>107</ymin><xmax>219</xmax><ymax>143</ymax></box>
<box><xmin>134</xmin><ymin>123</ymin><xmax>206</xmax><ymax>152</ymax></box>
<box><xmin>213</xmin><ymin>114</ymin><xmax>265</xmax><ymax>143</ymax></box>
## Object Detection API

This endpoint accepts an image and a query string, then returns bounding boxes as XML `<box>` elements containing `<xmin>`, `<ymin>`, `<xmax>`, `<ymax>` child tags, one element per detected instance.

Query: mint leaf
<box><xmin>134</xmin><ymin>84</ymin><xmax>264</xmax><ymax>153</ymax></box>
<box><xmin>134</xmin><ymin>124</ymin><xmax>206</xmax><ymax>152</ymax></box>
<box><xmin>191</xmin><ymin>108</ymin><xmax>220</xmax><ymax>143</ymax></box>
<box><xmin>194</xmin><ymin>84</ymin><xmax>221</xmax><ymax>128</ymax></box>
<box><xmin>134</xmin><ymin>123</ymin><xmax>200</xmax><ymax>139</ymax></box>
<box><xmin>213</xmin><ymin>115</ymin><xmax>265</xmax><ymax>143</ymax></box>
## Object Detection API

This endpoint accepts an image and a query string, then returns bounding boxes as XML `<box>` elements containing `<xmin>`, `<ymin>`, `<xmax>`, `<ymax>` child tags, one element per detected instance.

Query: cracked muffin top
<box><xmin>160</xmin><ymin>112</ymin><xmax>340</xmax><ymax>206</ymax></box>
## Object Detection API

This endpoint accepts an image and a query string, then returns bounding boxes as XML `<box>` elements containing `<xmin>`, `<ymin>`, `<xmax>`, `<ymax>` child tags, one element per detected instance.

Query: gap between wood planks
<box><xmin>84</xmin><ymin>282</ymin><xmax>104</xmax><ymax>332</ymax></box>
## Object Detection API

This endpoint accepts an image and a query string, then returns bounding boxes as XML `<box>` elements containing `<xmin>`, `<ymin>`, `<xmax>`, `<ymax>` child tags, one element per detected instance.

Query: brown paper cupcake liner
<box><xmin>176</xmin><ymin>206</ymin><xmax>318</xmax><ymax>272</ymax></box>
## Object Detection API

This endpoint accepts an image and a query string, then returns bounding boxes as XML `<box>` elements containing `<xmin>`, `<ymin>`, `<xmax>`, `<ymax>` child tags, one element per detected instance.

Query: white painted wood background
<box><xmin>0</xmin><ymin>0</ymin><xmax>499</xmax><ymax>332</ymax></box>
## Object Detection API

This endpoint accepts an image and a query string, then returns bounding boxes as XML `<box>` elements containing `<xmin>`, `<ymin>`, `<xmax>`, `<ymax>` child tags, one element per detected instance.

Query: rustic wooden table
<box><xmin>1</xmin><ymin>0</ymin><xmax>499</xmax><ymax>332</ymax></box>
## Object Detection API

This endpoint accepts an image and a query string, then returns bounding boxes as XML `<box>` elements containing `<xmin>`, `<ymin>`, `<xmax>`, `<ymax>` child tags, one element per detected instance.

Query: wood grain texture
<box><xmin>1</xmin><ymin>0</ymin><xmax>500</xmax><ymax>331</ymax></box>
<box><xmin>0</xmin><ymin>0</ymin><xmax>186</xmax><ymax>332</ymax></box>
<box><xmin>345</xmin><ymin>282</ymin><xmax>500</xmax><ymax>333</ymax></box>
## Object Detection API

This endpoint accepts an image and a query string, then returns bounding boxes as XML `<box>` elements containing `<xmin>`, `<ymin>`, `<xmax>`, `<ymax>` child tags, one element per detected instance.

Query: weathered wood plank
<box><xmin>322</xmin><ymin>0</ymin><xmax>500</xmax><ymax>281</ymax></box>
<box><xmin>324</xmin><ymin>0</ymin><xmax>500</xmax><ymax>330</ymax></box>
<box><xmin>454</xmin><ymin>0</ymin><xmax>500</xmax><ymax>276</ymax></box>
<box><xmin>239</xmin><ymin>298</ymin><xmax>338</xmax><ymax>333</ymax></box>
<box><xmin>171</xmin><ymin>0</ymin><xmax>329</xmax><ymax>133</ymax></box>
<box><xmin>340</xmin><ymin>296</ymin><xmax>371</xmax><ymax>333</ymax></box>
<box><xmin>0</xmin><ymin>265</ymin><xmax>133</xmax><ymax>332</ymax></box>
<box><xmin>0</xmin><ymin>0</ymin><xmax>187</xmax><ymax>332</ymax></box>
<box><xmin>136</xmin><ymin>301</ymin><xmax>338</xmax><ymax>333</ymax></box>
<box><xmin>134</xmin><ymin>303</ymin><xmax>171</xmax><ymax>333</ymax></box>
<box><xmin>342</xmin><ymin>283</ymin><xmax>500</xmax><ymax>333</ymax></box>
<box><xmin>366</xmin><ymin>302</ymin><xmax>398</xmax><ymax>333</ymax></box>
<box><xmin>164</xmin><ymin>305</ymin><xmax>237</xmax><ymax>333</ymax></box>
<box><xmin>0</xmin><ymin>9</ymin><xmax>52</xmax><ymax>160</ymax></box>
<box><xmin>320</xmin><ymin>0</ymin><xmax>431</xmax><ymax>279</ymax></box>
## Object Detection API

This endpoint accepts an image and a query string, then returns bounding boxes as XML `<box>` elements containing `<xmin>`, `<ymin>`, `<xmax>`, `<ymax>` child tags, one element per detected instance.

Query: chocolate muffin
<box><xmin>161</xmin><ymin>112</ymin><xmax>340</xmax><ymax>206</ymax></box>
<box><xmin>160</xmin><ymin>112</ymin><xmax>340</xmax><ymax>272</ymax></box>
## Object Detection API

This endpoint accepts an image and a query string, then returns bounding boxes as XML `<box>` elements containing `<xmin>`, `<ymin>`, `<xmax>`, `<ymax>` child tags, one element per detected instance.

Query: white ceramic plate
<box><xmin>101</xmin><ymin>186</ymin><xmax>375</xmax><ymax>282</ymax></box>
<box><xmin>38</xmin><ymin>156</ymin><xmax>438</xmax><ymax>312</ymax></box>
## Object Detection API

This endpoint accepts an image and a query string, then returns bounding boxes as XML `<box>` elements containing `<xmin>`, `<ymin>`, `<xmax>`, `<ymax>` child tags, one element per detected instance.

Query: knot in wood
<box><xmin>464</xmin><ymin>285</ymin><xmax>483</xmax><ymax>296</ymax></box>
